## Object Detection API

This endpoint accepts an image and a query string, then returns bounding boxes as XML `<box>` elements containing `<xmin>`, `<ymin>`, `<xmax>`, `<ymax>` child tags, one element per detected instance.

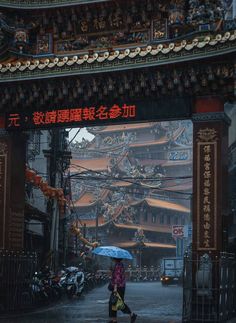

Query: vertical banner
<box><xmin>196</xmin><ymin>128</ymin><xmax>217</xmax><ymax>250</ymax></box>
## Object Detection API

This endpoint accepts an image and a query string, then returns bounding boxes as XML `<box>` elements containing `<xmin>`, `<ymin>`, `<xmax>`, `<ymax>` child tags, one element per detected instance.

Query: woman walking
<box><xmin>108</xmin><ymin>258</ymin><xmax>137</xmax><ymax>323</ymax></box>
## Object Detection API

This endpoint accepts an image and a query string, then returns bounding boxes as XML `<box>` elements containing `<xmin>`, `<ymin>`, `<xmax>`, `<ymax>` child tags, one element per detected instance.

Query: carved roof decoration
<box><xmin>0</xmin><ymin>59</ymin><xmax>234</xmax><ymax>112</ymax></box>
<box><xmin>0</xmin><ymin>0</ymin><xmax>110</xmax><ymax>8</ymax></box>
<box><xmin>0</xmin><ymin>30</ymin><xmax>235</xmax><ymax>82</ymax></box>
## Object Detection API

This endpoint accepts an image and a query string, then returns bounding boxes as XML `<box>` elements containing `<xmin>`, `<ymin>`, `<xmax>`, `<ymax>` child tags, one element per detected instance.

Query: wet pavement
<box><xmin>0</xmin><ymin>282</ymin><xmax>182</xmax><ymax>323</ymax></box>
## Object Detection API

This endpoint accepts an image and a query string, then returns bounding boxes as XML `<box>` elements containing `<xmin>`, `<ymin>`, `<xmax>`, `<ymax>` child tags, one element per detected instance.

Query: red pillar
<box><xmin>0</xmin><ymin>132</ymin><xmax>26</xmax><ymax>250</ymax></box>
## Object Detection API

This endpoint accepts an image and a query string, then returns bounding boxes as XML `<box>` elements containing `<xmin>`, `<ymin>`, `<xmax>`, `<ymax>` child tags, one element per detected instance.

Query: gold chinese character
<box><xmin>203</xmin><ymin>145</ymin><xmax>211</xmax><ymax>154</ymax></box>
<box><xmin>203</xmin><ymin>196</ymin><xmax>210</xmax><ymax>205</ymax></box>
<box><xmin>203</xmin><ymin>239</ymin><xmax>210</xmax><ymax>248</ymax></box>
<box><xmin>203</xmin><ymin>205</ymin><xmax>211</xmax><ymax>213</ymax></box>
<box><xmin>204</xmin><ymin>230</ymin><xmax>210</xmax><ymax>239</ymax></box>
<box><xmin>204</xmin><ymin>213</ymin><xmax>210</xmax><ymax>222</ymax></box>
<box><xmin>204</xmin><ymin>222</ymin><xmax>211</xmax><ymax>230</ymax></box>
<box><xmin>203</xmin><ymin>188</ymin><xmax>210</xmax><ymax>196</ymax></box>
<box><xmin>204</xmin><ymin>179</ymin><xmax>211</xmax><ymax>188</ymax></box>
<box><xmin>204</xmin><ymin>154</ymin><xmax>211</xmax><ymax>162</ymax></box>
<box><xmin>204</xmin><ymin>162</ymin><xmax>210</xmax><ymax>171</ymax></box>
<box><xmin>203</xmin><ymin>171</ymin><xmax>211</xmax><ymax>179</ymax></box>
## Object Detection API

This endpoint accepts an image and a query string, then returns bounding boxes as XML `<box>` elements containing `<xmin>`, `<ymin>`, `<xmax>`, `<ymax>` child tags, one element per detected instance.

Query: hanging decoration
<box><xmin>70</xmin><ymin>221</ymin><xmax>99</xmax><ymax>249</ymax></box>
<box><xmin>25</xmin><ymin>166</ymin><xmax>67</xmax><ymax>214</ymax></box>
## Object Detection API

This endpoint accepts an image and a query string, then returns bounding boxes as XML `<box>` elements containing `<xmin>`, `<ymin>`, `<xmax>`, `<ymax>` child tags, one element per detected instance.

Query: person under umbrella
<box><xmin>109</xmin><ymin>258</ymin><xmax>137</xmax><ymax>323</ymax></box>
<box><xmin>92</xmin><ymin>246</ymin><xmax>137</xmax><ymax>323</ymax></box>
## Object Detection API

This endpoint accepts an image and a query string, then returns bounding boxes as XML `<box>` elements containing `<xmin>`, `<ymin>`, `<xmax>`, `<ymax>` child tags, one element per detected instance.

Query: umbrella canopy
<box><xmin>92</xmin><ymin>246</ymin><xmax>133</xmax><ymax>260</ymax></box>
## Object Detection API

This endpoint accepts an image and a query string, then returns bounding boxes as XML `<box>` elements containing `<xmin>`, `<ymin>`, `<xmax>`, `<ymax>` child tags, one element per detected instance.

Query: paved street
<box><xmin>1</xmin><ymin>282</ymin><xmax>182</xmax><ymax>323</ymax></box>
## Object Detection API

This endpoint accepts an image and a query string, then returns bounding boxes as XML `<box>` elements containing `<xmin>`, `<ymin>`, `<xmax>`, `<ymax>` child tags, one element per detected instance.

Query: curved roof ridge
<box><xmin>113</xmin><ymin>222</ymin><xmax>172</xmax><ymax>233</ymax></box>
<box><xmin>131</xmin><ymin>197</ymin><xmax>190</xmax><ymax>213</ymax></box>
<box><xmin>73</xmin><ymin>192</ymin><xmax>97</xmax><ymax>207</ymax></box>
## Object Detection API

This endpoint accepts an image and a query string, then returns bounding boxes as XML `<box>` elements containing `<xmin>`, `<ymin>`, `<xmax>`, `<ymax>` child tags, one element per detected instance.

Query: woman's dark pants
<box><xmin>109</xmin><ymin>287</ymin><xmax>131</xmax><ymax>318</ymax></box>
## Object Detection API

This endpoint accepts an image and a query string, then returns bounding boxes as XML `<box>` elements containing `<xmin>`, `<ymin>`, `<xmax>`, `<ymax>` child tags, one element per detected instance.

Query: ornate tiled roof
<box><xmin>0</xmin><ymin>31</ymin><xmax>235</xmax><ymax>82</ymax></box>
<box><xmin>113</xmin><ymin>222</ymin><xmax>172</xmax><ymax>234</ymax></box>
<box><xmin>111</xmin><ymin>181</ymin><xmax>134</xmax><ymax>188</ymax></box>
<box><xmin>131</xmin><ymin>198</ymin><xmax>190</xmax><ymax>213</ymax></box>
<box><xmin>80</xmin><ymin>205</ymin><xmax>123</xmax><ymax>227</ymax></box>
<box><xmin>73</xmin><ymin>192</ymin><xmax>96</xmax><ymax>207</ymax></box>
<box><xmin>90</xmin><ymin>123</ymin><xmax>155</xmax><ymax>133</ymax></box>
<box><xmin>163</xmin><ymin>182</ymin><xmax>192</xmax><ymax>192</ymax></box>
<box><xmin>116</xmin><ymin>241</ymin><xmax>175</xmax><ymax>249</ymax></box>
<box><xmin>129</xmin><ymin>137</ymin><xmax>168</xmax><ymax>148</ymax></box>
<box><xmin>79</xmin><ymin>216</ymin><xmax>106</xmax><ymax>228</ymax></box>
<box><xmin>70</xmin><ymin>157</ymin><xmax>111</xmax><ymax>173</ymax></box>
<box><xmin>129</xmin><ymin>128</ymin><xmax>184</xmax><ymax>148</ymax></box>
<box><xmin>162</xmin><ymin>160</ymin><xmax>192</xmax><ymax>167</ymax></box>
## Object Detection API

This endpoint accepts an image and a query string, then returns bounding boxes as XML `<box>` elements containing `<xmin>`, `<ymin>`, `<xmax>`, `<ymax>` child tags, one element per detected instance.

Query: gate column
<box><xmin>191</xmin><ymin>96</ymin><xmax>231</xmax><ymax>321</ymax></box>
<box><xmin>0</xmin><ymin>130</ymin><xmax>26</xmax><ymax>250</ymax></box>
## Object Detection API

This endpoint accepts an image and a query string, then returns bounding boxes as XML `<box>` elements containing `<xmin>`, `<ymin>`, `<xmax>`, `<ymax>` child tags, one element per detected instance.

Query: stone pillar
<box><xmin>191</xmin><ymin>96</ymin><xmax>230</xmax><ymax>322</ymax></box>
<box><xmin>0</xmin><ymin>131</ymin><xmax>26</xmax><ymax>250</ymax></box>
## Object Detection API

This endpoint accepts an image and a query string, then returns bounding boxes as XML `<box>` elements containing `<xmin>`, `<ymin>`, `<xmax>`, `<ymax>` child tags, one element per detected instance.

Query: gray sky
<box><xmin>68</xmin><ymin>127</ymin><xmax>94</xmax><ymax>143</ymax></box>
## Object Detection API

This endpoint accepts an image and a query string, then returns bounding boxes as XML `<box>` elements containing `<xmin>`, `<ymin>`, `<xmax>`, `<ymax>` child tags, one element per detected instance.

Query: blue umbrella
<box><xmin>92</xmin><ymin>246</ymin><xmax>133</xmax><ymax>260</ymax></box>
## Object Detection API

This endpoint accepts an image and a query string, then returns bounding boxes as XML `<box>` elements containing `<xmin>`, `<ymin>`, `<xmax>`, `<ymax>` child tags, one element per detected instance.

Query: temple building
<box><xmin>69</xmin><ymin>120</ymin><xmax>192</xmax><ymax>267</ymax></box>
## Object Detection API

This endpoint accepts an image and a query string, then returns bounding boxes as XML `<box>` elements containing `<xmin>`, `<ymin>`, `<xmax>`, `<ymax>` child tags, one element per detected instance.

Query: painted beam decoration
<box><xmin>196</xmin><ymin>128</ymin><xmax>217</xmax><ymax>250</ymax></box>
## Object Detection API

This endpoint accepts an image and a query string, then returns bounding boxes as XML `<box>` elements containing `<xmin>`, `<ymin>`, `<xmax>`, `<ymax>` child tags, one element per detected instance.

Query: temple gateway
<box><xmin>0</xmin><ymin>1</ymin><xmax>236</xmax><ymax>322</ymax></box>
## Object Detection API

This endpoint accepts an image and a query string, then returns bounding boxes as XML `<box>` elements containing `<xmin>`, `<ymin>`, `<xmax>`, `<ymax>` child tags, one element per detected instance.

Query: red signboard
<box><xmin>6</xmin><ymin>103</ymin><xmax>136</xmax><ymax>130</ymax></box>
<box><xmin>4</xmin><ymin>97</ymin><xmax>192</xmax><ymax>131</ymax></box>
<box><xmin>172</xmin><ymin>225</ymin><xmax>184</xmax><ymax>238</ymax></box>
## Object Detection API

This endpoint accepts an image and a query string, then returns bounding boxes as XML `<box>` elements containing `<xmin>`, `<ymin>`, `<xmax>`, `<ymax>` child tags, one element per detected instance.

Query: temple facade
<box><xmin>70</xmin><ymin>120</ymin><xmax>192</xmax><ymax>267</ymax></box>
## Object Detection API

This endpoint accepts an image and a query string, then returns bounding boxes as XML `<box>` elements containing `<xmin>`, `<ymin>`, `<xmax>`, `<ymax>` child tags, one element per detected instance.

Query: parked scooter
<box><xmin>64</xmin><ymin>266</ymin><xmax>85</xmax><ymax>299</ymax></box>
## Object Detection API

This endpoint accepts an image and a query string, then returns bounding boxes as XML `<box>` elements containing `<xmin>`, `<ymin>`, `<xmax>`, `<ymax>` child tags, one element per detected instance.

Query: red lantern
<box><xmin>40</xmin><ymin>181</ymin><xmax>48</xmax><ymax>192</ymax></box>
<box><xmin>51</xmin><ymin>188</ymin><xmax>57</xmax><ymax>198</ymax></box>
<box><xmin>44</xmin><ymin>186</ymin><xmax>53</xmax><ymax>197</ymax></box>
<box><xmin>27</xmin><ymin>169</ymin><xmax>36</xmax><ymax>182</ymax></box>
<box><xmin>34</xmin><ymin>175</ymin><xmax>42</xmax><ymax>186</ymax></box>
<box><xmin>57</xmin><ymin>189</ymin><xmax>64</xmax><ymax>197</ymax></box>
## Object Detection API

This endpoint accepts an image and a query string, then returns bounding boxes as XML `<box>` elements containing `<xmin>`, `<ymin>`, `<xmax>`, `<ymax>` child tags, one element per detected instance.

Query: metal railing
<box><xmin>182</xmin><ymin>252</ymin><xmax>236</xmax><ymax>323</ymax></box>
<box><xmin>126</xmin><ymin>267</ymin><xmax>160</xmax><ymax>282</ymax></box>
<box><xmin>0</xmin><ymin>250</ymin><xmax>38</xmax><ymax>313</ymax></box>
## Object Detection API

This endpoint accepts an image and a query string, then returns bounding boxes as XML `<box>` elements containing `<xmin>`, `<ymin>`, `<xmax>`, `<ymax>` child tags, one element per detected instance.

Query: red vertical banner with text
<box><xmin>196</xmin><ymin>128</ymin><xmax>217</xmax><ymax>250</ymax></box>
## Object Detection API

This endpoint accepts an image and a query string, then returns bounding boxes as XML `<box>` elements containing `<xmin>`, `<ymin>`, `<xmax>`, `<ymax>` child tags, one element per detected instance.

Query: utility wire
<box><xmin>69</xmin><ymin>129</ymin><xmax>81</xmax><ymax>145</ymax></box>
<box><xmin>70</xmin><ymin>163</ymin><xmax>192</xmax><ymax>180</ymax></box>
<box><xmin>69</xmin><ymin>163</ymin><xmax>192</xmax><ymax>196</ymax></box>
